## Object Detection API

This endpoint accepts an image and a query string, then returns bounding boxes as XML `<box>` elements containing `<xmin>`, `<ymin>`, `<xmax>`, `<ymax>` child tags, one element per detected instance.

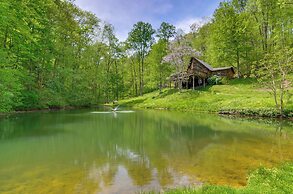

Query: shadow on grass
<box><xmin>197</xmin><ymin>85</ymin><xmax>213</xmax><ymax>91</ymax></box>
<box><xmin>229</xmin><ymin>78</ymin><xmax>256</xmax><ymax>85</ymax></box>
<box><xmin>122</xmin><ymin>98</ymin><xmax>147</xmax><ymax>106</ymax></box>
<box><xmin>157</xmin><ymin>89</ymin><xmax>179</xmax><ymax>98</ymax></box>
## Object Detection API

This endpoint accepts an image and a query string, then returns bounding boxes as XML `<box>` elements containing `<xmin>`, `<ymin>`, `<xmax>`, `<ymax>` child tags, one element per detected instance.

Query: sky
<box><xmin>74</xmin><ymin>0</ymin><xmax>223</xmax><ymax>41</ymax></box>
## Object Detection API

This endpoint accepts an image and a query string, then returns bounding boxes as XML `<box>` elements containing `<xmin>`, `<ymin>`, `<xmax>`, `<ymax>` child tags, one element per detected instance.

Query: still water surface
<box><xmin>0</xmin><ymin>109</ymin><xmax>292</xmax><ymax>193</ymax></box>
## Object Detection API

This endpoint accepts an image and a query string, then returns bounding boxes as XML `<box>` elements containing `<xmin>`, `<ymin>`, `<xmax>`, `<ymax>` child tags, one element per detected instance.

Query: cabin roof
<box><xmin>191</xmin><ymin>57</ymin><xmax>234</xmax><ymax>73</ymax></box>
<box><xmin>192</xmin><ymin>57</ymin><xmax>213</xmax><ymax>71</ymax></box>
<box><xmin>213</xmin><ymin>67</ymin><xmax>235</xmax><ymax>74</ymax></box>
<box><xmin>169</xmin><ymin>57</ymin><xmax>235</xmax><ymax>81</ymax></box>
<box><xmin>213</xmin><ymin>67</ymin><xmax>232</xmax><ymax>71</ymax></box>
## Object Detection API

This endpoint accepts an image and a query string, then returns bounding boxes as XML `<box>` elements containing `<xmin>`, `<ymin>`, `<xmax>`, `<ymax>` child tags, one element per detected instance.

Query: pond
<box><xmin>0</xmin><ymin>109</ymin><xmax>292</xmax><ymax>193</ymax></box>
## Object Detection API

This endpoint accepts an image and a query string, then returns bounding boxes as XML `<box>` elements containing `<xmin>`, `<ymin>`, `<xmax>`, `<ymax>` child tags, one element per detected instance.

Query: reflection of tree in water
<box><xmin>101</xmin><ymin>164</ymin><xmax>118</xmax><ymax>187</ymax></box>
<box><xmin>87</xmin><ymin>163</ymin><xmax>118</xmax><ymax>191</ymax></box>
<box><xmin>104</xmin><ymin>111</ymin><xmax>221</xmax><ymax>188</ymax></box>
<box><xmin>0</xmin><ymin>112</ymin><xmax>82</xmax><ymax>139</ymax></box>
<box><xmin>272</xmin><ymin>120</ymin><xmax>291</xmax><ymax>162</ymax></box>
<box><xmin>118</xmin><ymin>113</ymin><xmax>154</xmax><ymax>186</ymax></box>
<box><xmin>123</xmin><ymin>111</ymin><xmax>293</xmax><ymax>187</ymax></box>
<box><xmin>124</xmin><ymin>159</ymin><xmax>152</xmax><ymax>186</ymax></box>
<box><xmin>154</xmin><ymin>158</ymin><xmax>174</xmax><ymax>187</ymax></box>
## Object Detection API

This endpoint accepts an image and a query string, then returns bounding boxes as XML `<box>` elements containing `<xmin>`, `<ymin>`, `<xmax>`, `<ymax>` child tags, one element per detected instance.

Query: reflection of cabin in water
<box><xmin>169</xmin><ymin>57</ymin><xmax>235</xmax><ymax>89</ymax></box>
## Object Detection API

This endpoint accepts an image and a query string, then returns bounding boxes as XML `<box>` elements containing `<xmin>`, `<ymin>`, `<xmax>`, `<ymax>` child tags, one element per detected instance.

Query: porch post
<box><xmin>192</xmin><ymin>75</ymin><xmax>195</xmax><ymax>90</ymax></box>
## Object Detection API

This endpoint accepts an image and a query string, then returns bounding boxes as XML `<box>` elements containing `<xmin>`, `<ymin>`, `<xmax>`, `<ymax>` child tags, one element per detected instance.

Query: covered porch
<box><xmin>169</xmin><ymin>72</ymin><xmax>208</xmax><ymax>90</ymax></box>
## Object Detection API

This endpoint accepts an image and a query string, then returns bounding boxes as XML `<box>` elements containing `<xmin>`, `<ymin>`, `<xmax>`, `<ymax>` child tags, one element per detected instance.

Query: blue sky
<box><xmin>74</xmin><ymin>0</ymin><xmax>222</xmax><ymax>41</ymax></box>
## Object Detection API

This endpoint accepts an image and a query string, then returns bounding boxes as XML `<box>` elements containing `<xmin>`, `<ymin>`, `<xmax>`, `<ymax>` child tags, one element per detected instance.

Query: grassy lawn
<box><xmin>120</xmin><ymin>78</ymin><xmax>293</xmax><ymax>117</ymax></box>
<box><xmin>159</xmin><ymin>163</ymin><xmax>293</xmax><ymax>194</ymax></box>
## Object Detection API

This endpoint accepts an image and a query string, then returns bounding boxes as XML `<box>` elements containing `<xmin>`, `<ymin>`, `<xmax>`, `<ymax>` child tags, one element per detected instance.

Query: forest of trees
<box><xmin>0</xmin><ymin>0</ymin><xmax>292</xmax><ymax>112</ymax></box>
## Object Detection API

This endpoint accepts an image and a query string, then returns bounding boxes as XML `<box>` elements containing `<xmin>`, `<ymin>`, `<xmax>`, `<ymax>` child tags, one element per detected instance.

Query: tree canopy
<box><xmin>0</xmin><ymin>0</ymin><xmax>292</xmax><ymax>113</ymax></box>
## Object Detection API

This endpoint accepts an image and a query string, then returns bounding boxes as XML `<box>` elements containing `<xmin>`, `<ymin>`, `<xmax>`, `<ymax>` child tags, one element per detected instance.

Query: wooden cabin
<box><xmin>170</xmin><ymin>57</ymin><xmax>235</xmax><ymax>89</ymax></box>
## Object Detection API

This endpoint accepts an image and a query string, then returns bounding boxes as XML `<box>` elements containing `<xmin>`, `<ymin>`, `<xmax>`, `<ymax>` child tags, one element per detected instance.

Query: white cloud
<box><xmin>74</xmin><ymin>0</ymin><xmax>173</xmax><ymax>41</ymax></box>
<box><xmin>74</xmin><ymin>0</ymin><xmax>218</xmax><ymax>41</ymax></box>
<box><xmin>175</xmin><ymin>17</ymin><xmax>206</xmax><ymax>34</ymax></box>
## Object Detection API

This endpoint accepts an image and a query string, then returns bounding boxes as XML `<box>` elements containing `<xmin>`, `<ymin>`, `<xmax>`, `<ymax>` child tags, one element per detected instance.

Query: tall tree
<box><xmin>145</xmin><ymin>40</ymin><xmax>172</xmax><ymax>92</ymax></box>
<box><xmin>256</xmin><ymin>47</ymin><xmax>293</xmax><ymax>116</ymax></box>
<box><xmin>156</xmin><ymin>22</ymin><xmax>176</xmax><ymax>41</ymax></box>
<box><xmin>127</xmin><ymin>22</ymin><xmax>155</xmax><ymax>96</ymax></box>
<box><xmin>188</xmin><ymin>22</ymin><xmax>212</xmax><ymax>61</ymax></box>
<box><xmin>206</xmin><ymin>1</ymin><xmax>255</xmax><ymax>77</ymax></box>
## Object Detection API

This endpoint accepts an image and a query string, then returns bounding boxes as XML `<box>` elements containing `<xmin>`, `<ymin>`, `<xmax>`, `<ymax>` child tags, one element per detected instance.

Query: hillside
<box><xmin>120</xmin><ymin>79</ymin><xmax>293</xmax><ymax>117</ymax></box>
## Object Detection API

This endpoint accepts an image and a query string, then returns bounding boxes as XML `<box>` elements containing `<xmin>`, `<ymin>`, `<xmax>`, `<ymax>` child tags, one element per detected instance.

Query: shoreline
<box><xmin>119</xmin><ymin>105</ymin><xmax>293</xmax><ymax>120</ymax></box>
<box><xmin>0</xmin><ymin>105</ymin><xmax>94</xmax><ymax>117</ymax></box>
<box><xmin>0</xmin><ymin>103</ymin><xmax>293</xmax><ymax>121</ymax></box>
<box><xmin>1</xmin><ymin>103</ymin><xmax>292</xmax><ymax>121</ymax></box>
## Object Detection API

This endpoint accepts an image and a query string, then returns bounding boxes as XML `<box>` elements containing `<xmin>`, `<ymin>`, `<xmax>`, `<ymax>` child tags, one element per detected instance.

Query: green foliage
<box><xmin>205</xmin><ymin>1</ymin><xmax>256</xmax><ymax>77</ymax></box>
<box><xmin>0</xmin><ymin>69</ymin><xmax>23</xmax><ymax>112</ymax></box>
<box><xmin>207</xmin><ymin>75</ymin><xmax>223</xmax><ymax>85</ymax></box>
<box><xmin>145</xmin><ymin>40</ymin><xmax>172</xmax><ymax>91</ymax></box>
<box><xmin>255</xmin><ymin>47</ymin><xmax>293</xmax><ymax>115</ymax></box>
<box><xmin>0</xmin><ymin>0</ymin><xmax>123</xmax><ymax>111</ymax></box>
<box><xmin>127</xmin><ymin>21</ymin><xmax>156</xmax><ymax>96</ymax></box>
<box><xmin>188</xmin><ymin>0</ymin><xmax>292</xmax><ymax>79</ymax></box>
<box><xmin>156</xmin><ymin>22</ymin><xmax>176</xmax><ymax>41</ymax></box>
<box><xmin>188</xmin><ymin>23</ymin><xmax>212</xmax><ymax>61</ymax></box>
<box><xmin>245</xmin><ymin>164</ymin><xmax>293</xmax><ymax>194</ymax></box>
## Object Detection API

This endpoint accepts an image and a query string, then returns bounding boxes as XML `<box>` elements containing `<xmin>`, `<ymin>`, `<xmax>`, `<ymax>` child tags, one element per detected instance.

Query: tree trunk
<box><xmin>280</xmin><ymin>86</ymin><xmax>284</xmax><ymax>117</ymax></box>
<box><xmin>159</xmin><ymin>71</ymin><xmax>162</xmax><ymax>93</ymax></box>
<box><xmin>130</xmin><ymin>57</ymin><xmax>136</xmax><ymax>96</ymax></box>
<box><xmin>271</xmin><ymin>78</ymin><xmax>279</xmax><ymax>111</ymax></box>
<box><xmin>138</xmin><ymin>58</ymin><xmax>142</xmax><ymax>96</ymax></box>
<box><xmin>115</xmin><ymin>60</ymin><xmax>119</xmax><ymax>101</ymax></box>
<box><xmin>237</xmin><ymin>49</ymin><xmax>241</xmax><ymax>78</ymax></box>
<box><xmin>140</xmin><ymin>55</ymin><xmax>145</xmax><ymax>96</ymax></box>
<box><xmin>279</xmin><ymin>66</ymin><xmax>286</xmax><ymax>117</ymax></box>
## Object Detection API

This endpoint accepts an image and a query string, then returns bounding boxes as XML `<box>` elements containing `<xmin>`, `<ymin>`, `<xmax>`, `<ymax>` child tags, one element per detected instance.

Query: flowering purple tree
<box><xmin>162</xmin><ymin>39</ymin><xmax>201</xmax><ymax>90</ymax></box>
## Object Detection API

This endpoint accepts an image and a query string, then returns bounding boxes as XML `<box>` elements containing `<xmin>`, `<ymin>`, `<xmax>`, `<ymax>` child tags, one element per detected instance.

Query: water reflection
<box><xmin>0</xmin><ymin>110</ymin><xmax>292</xmax><ymax>193</ymax></box>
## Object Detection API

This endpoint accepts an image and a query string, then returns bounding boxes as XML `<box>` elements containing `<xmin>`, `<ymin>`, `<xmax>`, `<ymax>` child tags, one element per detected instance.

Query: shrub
<box><xmin>0</xmin><ymin>69</ymin><xmax>23</xmax><ymax>112</ymax></box>
<box><xmin>208</xmin><ymin>75</ymin><xmax>223</xmax><ymax>85</ymax></box>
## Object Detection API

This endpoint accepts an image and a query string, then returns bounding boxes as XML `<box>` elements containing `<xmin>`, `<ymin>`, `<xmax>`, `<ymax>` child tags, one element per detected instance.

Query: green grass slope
<box><xmin>120</xmin><ymin>79</ymin><xmax>293</xmax><ymax>117</ymax></box>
